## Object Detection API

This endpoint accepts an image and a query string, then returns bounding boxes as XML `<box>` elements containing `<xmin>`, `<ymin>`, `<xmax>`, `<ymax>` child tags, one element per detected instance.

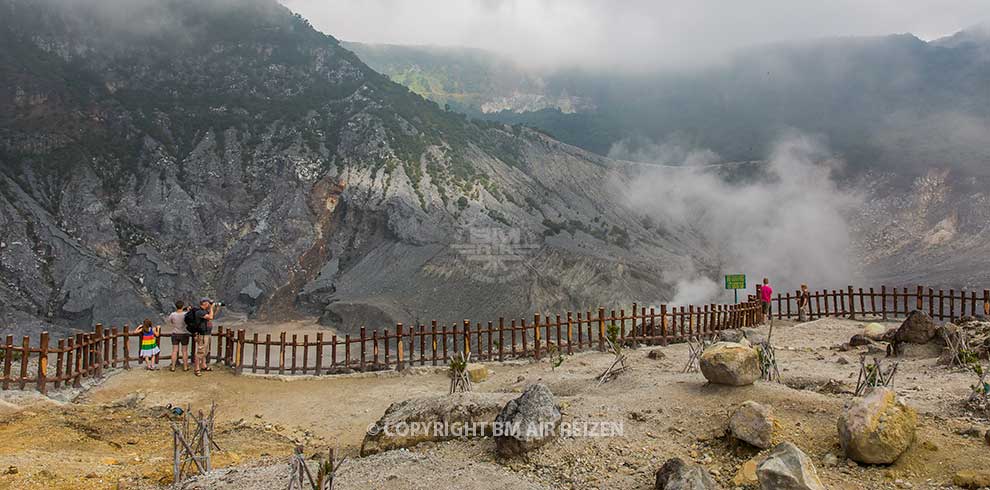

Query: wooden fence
<box><xmin>4</xmin><ymin>284</ymin><xmax>987</xmax><ymax>396</ymax></box>
<box><xmin>767</xmin><ymin>285</ymin><xmax>990</xmax><ymax>323</ymax></box>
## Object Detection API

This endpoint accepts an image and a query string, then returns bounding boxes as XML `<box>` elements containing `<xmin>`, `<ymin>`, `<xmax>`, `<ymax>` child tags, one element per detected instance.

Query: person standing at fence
<box><xmin>192</xmin><ymin>298</ymin><xmax>218</xmax><ymax>377</ymax></box>
<box><xmin>167</xmin><ymin>301</ymin><xmax>190</xmax><ymax>372</ymax></box>
<box><xmin>134</xmin><ymin>319</ymin><xmax>161</xmax><ymax>370</ymax></box>
<box><xmin>797</xmin><ymin>284</ymin><xmax>811</xmax><ymax>322</ymax></box>
<box><xmin>760</xmin><ymin>278</ymin><xmax>774</xmax><ymax>323</ymax></box>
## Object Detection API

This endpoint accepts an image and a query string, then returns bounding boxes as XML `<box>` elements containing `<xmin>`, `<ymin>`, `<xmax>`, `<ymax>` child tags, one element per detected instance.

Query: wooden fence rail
<box><xmin>4</xmin><ymin>284</ymin><xmax>986</xmax><ymax>396</ymax></box>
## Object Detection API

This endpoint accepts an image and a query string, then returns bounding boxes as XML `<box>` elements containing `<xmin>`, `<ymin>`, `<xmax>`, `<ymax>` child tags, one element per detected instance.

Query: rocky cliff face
<box><xmin>0</xmin><ymin>0</ymin><xmax>707</xmax><ymax>337</ymax></box>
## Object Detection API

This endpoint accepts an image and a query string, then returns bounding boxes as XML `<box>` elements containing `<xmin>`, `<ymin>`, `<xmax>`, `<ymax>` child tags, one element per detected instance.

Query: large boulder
<box><xmin>655</xmin><ymin>458</ymin><xmax>719</xmax><ymax>490</ymax></box>
<box><xmin>837</xmin><ymin>388</ymin><xmax>917</xmax><ymax>464</ymax></box>
<box><xmin>895</xmin><ymin>310</ymin><xmax>937</xmax><ymax>344</ymax></box>
<box><xmin>699</xmin><ymin>342</ymin><xmax>761</xmax><ymax>386</ymax></box>
<box><xmin>728</xmin><ymin>401</ymin><xmax>776</xmax><ymax>449</ymax></box>
<box><xmin>494</xmin><ymin>384</ymin><xmax>562</xmax><ymax>457</ymax></box>
<box><xmin>756</xmin><ymin>442</ymin><xmax>826</xmax><ymax>490</ymax></box>
<box><xmin>361</xmin><ymin>392</ymin><xmax>511</xmax><ymax>456</ymax></box>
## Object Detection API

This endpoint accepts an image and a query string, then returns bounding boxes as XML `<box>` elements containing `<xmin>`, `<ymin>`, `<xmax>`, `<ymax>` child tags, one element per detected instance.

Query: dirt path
<box><xmin>1</xmin><ymin>318</ymin><xmax>988</xmax><ymax>490</ymax></box>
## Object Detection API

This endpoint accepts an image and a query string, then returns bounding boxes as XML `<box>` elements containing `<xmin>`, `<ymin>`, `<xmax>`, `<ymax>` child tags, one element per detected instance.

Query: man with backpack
<box><xmin>184</xmin><ymin>298</ymin><xmax>218</xmax><ymax>377</ymax></box>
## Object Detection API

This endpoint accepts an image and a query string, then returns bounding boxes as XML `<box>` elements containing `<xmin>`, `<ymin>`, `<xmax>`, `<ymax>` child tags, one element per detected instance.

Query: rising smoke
<box><xmin>616</xmin><ymin>132</ymin><xmax>864</xmax><ymax>305</ymax></box>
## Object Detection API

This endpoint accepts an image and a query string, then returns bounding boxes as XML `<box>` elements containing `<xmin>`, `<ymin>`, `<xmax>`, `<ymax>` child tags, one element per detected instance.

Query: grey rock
<box><xmin>756</xmin><ymin>442</ymin><xmax>826</xmax><ymax>490</ymax></box>
<box><xmin>655</xmin><ymin>458</ymin><xmax>719</xmax><ymax>490</ymax></box>
<box><xmin>494</xmin><ymin>384</ymin><xmax>562</xmax><ymax>457</ymax></box>
<box><xmin>361</xmin><ymin>392</ymin><xmax>511</xmax><ymax>456</ymax></box>
<box><xmin>729</xmin><ymin>401</ymin><xmax>775</xmax><ymax>449</ymax></box>
<box><xmin>895</xmin><ymin>310</ymin><xmax>937</xmax><ymax>344</ymax></box>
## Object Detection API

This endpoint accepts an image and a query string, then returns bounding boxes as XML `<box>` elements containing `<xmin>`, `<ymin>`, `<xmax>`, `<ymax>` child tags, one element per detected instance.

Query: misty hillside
<box><xmin>342</xmin><ymin>42</ymin><xmax>594</xmax><ymax>115</ymax></box>
<box><xmin>349</xmin><ymin>30</ymin><xmax>990</xmax><ymax>175</ymax></box>
<box><xmin>349</xmin><ymin>30</ymin><xmax>990</xmax><ymax>292</ymax></box>
<box><xmin>0</xmin><ymin>0</ymin><xmax>712</xmax><ymax>337</ymax></box>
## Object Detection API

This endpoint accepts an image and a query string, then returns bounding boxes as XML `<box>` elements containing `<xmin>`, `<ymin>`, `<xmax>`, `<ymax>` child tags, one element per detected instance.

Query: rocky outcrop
<box><xmin>756</xmin><ymin>442</ymin><xmax>826</xmax><ymax>490</ymax></box>
<box><xmin>361</xmin><ymin>392</ymin><xmax>511</xmax><ymax>456</ymax></box>
<box><xmin>654</xmin><ymin>458</ymin><xmax>719</xmax><ymax>490</ymax></box>
<box><xmin>0</xmin><ymin>0</ymin><xmax>711</xmax><ymax>338</ymax></box>
<box><xmin>494</xmin><ymin>384</ymin><xmax>562</xmax><ymax>457</ymax></box>
<box><xmin>837</xmin><ymin>388</ymin><xmax>917</xmax><ymax>464</ymax></box>
<box><xmin>728</xmin><ymin>401</ymin><xmax>775</xmax><ymax>449</ymax></box>
<box><xmin>699</xmin><ymin>342</ymin><xmax>761</xmax><ymax>386</ymax></box>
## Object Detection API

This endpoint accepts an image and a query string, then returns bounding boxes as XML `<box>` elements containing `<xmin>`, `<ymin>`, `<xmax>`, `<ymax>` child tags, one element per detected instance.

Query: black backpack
<box><xmin>184</xmin><ymin>308</ymin><xmax>200</xmax><ymax>334</ymax></box>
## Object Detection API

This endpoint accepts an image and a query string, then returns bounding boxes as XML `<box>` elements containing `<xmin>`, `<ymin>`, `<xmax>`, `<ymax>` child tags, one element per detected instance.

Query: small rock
<box><xmin>956</xmin><ymin>426</ymin><xmax>983</xmax><ymax>438</ymax></box>
<box><xmin>728</xmin><ymin>400</ymin><xmax>775</xmax><ymax>449</ymax></box>
<box><xmin>466</xmin><ymin>363</ymin><xmax>488</xmax><ymax>383</ymax></box>
<box><xmin>3</xmin><ymin>466</ymin><xmax>17</xmax><ymax>475</ymax></box>
<box><xmin>822</xmin><ymin>453</ymin><xmax>839</xmax><ymax>467</ymax></box>
<box><xmin>985</xmin><ymin>429</ymin><xmax>990</xmax><ymax>446</ymax></box>
<box><xmin>85</xmin><ymin>473</ymin><xmax>99</xmax><ymax>479</ymax></box>
<box><xmin>647</xmin><ymin>349</ymin><xmax>666</xmax><ymax>360</ymax></box>
<box><xmin>953</xmin><ymin>470</ymin><xmax>990</xmax><ymax>489</ymax></box>
<box><xmin>849</xmin><ymin>334</ymin><xmax>872</xmax><ymax>347</ymax></box>
<box><xmin>863</xmin><ymin>323</ymin><xmax>888</xmax><ymax>341</ymax></box>
<box><xmin>836</xmin><ymin>356</ymin><xmax>850</xmax><ymax>365</ymax></box>
<box><xmin>655</xmin><ymin>458</ymin><xmax>718</xmax><ymax>490</ymax></box>
<box><xmin>731</xmin><ymin>458</ymin><xmax>759</xmax><ymax>486</ymax></box>
<box><xmin>756</xmin><ymin>442</ymin><xmax>826</xmax><ymax>490</ymax></box>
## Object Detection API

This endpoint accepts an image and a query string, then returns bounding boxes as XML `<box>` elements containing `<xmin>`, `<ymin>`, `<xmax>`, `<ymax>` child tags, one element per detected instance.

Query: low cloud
<box><xmin>283</xmin><ymin>0</ymin><xmax>989</xmax><ymax>71</ymax></box>
<box><xmin>617</xmin><ymin>132</ymin><xmax>863</xmax><ymax>304</ymax></box>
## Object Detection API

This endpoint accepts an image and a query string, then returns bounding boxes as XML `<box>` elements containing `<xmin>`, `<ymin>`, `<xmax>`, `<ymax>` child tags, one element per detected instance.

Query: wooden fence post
<box><xmin>916</xmin><ymin>285</ymin><xmax>924</xmax><ymax>310</ymax></box>
<box><xmin>396</xmin><ymin>323</ymin><xmax>405</xmax><ymax>371</ymax></box>
<box><xmin>315</xmin><ymin>332</ymin><xmax>324</xmax><ymax>375</ymax></box>
<box><xmin>565</xmin><ymin>312</ymin><xmax>573</xmax><ymax>355</ymax></box>
<box><xmin>37</xmin><ymin>332</ymin><xmax>49</xmax><ymax>395</ymax></box>
<box><xmin>360</xmin><ymin>327</ymin><xmax>367</xmax><ymax>371</ymax></box>
<box><xmin>533</xmin><ymin>314</ymin><xmax>541</xmax><ymax>360</ymax></box>
<box><xmin>236</xmin><ymin>330</ymin><xmax>246</xmax><ymax>375</ymax></box>
<box><xmin>597</xmin><ymin>308</ymin><xmax>606</xmax><ymax>352</ymax></box>
<box><xmin>660</xmin><ymin>305</ymin><xmax>668</xmax><ymax>346</ymax></box>
<box><xmin>94</xmin><ymin>324</ymin><xmax>103</xmax><ymax>377</ymax></box>
<box><xmin>847</xmin><ymin>286</ymin><xmax>856</xmax><ymax>319</ymax></box>
<box><xmin>2</xmin><ymin>335</ymin><xmax>12</xmax><ymax>390</ymax></box>
<box><xmin>122</xmin><ymin>326</ymin><xmax>131</xmax><ymax>369</ymax></box>
<box><xmin>55</xmin><ymin>338</ymin><xmax>66</xmax><ymax>390</ymax></box>
<box><xmin>19</xmin><ymin>336</ymin><xmax>29</xmax><ymax>390</ymax></box>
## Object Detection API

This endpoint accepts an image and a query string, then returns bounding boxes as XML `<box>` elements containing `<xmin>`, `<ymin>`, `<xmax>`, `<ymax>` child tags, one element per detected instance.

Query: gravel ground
<box><xmin>1</xmin><ymin>317</ymin><xmax>988</xmax><ymax>490</ymax></box>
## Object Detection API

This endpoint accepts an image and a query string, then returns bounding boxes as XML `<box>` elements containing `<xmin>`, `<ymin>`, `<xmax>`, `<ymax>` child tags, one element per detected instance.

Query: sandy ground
<box><xmin>0</xmin><ymin>318</ymin><xmax>988</xmax><ymax>490</ymax></box>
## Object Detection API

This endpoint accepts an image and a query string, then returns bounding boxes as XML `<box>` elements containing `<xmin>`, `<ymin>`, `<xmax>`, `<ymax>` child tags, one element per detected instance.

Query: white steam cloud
<box><xmin>618</xmin><ymin>132</ymin><xmax>863</xmax><ymax>305</ymax></box>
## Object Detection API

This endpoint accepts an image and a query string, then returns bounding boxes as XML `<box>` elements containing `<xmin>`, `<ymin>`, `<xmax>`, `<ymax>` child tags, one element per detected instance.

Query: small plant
<box><xmin>855</xmin><ymin>356</ymin><xmax>898</xmax><ymax>396</ymax></box>
<box><xmin>546</xmin><ymin>343</ymin><xmax>564</xmax><ymax>371</ymax></box>
<box><xmin>757</xmin><ymin>343</ymin><xmax>781</xmax><ymax>383</ymax></box>
<box><xmin>448</xmin><ymin>352</ymin><xmax>472</xmax><ymax>394</ymax></box>
<box><xmin>606</xmin><ymin>322</ymin><xmax>621</xmax><ymax>354</ymax></box>
<box><xmin>964</xmin><ymin>360</ymin><xmax>990</xmax><ymax>416</ymax></box>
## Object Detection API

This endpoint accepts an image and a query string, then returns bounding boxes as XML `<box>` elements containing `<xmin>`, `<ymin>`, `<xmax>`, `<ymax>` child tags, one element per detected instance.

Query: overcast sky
<box><xmin>281</xmin><ymin>0</ymin><xmax>989</xmax><ymax>70</ymax></box>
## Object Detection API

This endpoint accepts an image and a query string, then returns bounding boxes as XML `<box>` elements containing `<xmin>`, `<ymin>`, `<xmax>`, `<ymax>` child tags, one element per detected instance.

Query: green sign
<box><xmin>725</xmin><ymin>274</ymin><xmax>746</xmax><ymax>290</ymax></box>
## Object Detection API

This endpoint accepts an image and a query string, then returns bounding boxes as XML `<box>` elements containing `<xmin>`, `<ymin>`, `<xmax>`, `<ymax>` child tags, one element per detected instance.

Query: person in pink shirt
<box><xmin>760</xmin><ymin>277</ymin><xmax>773</xmax><ymax>321</ymax></box>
